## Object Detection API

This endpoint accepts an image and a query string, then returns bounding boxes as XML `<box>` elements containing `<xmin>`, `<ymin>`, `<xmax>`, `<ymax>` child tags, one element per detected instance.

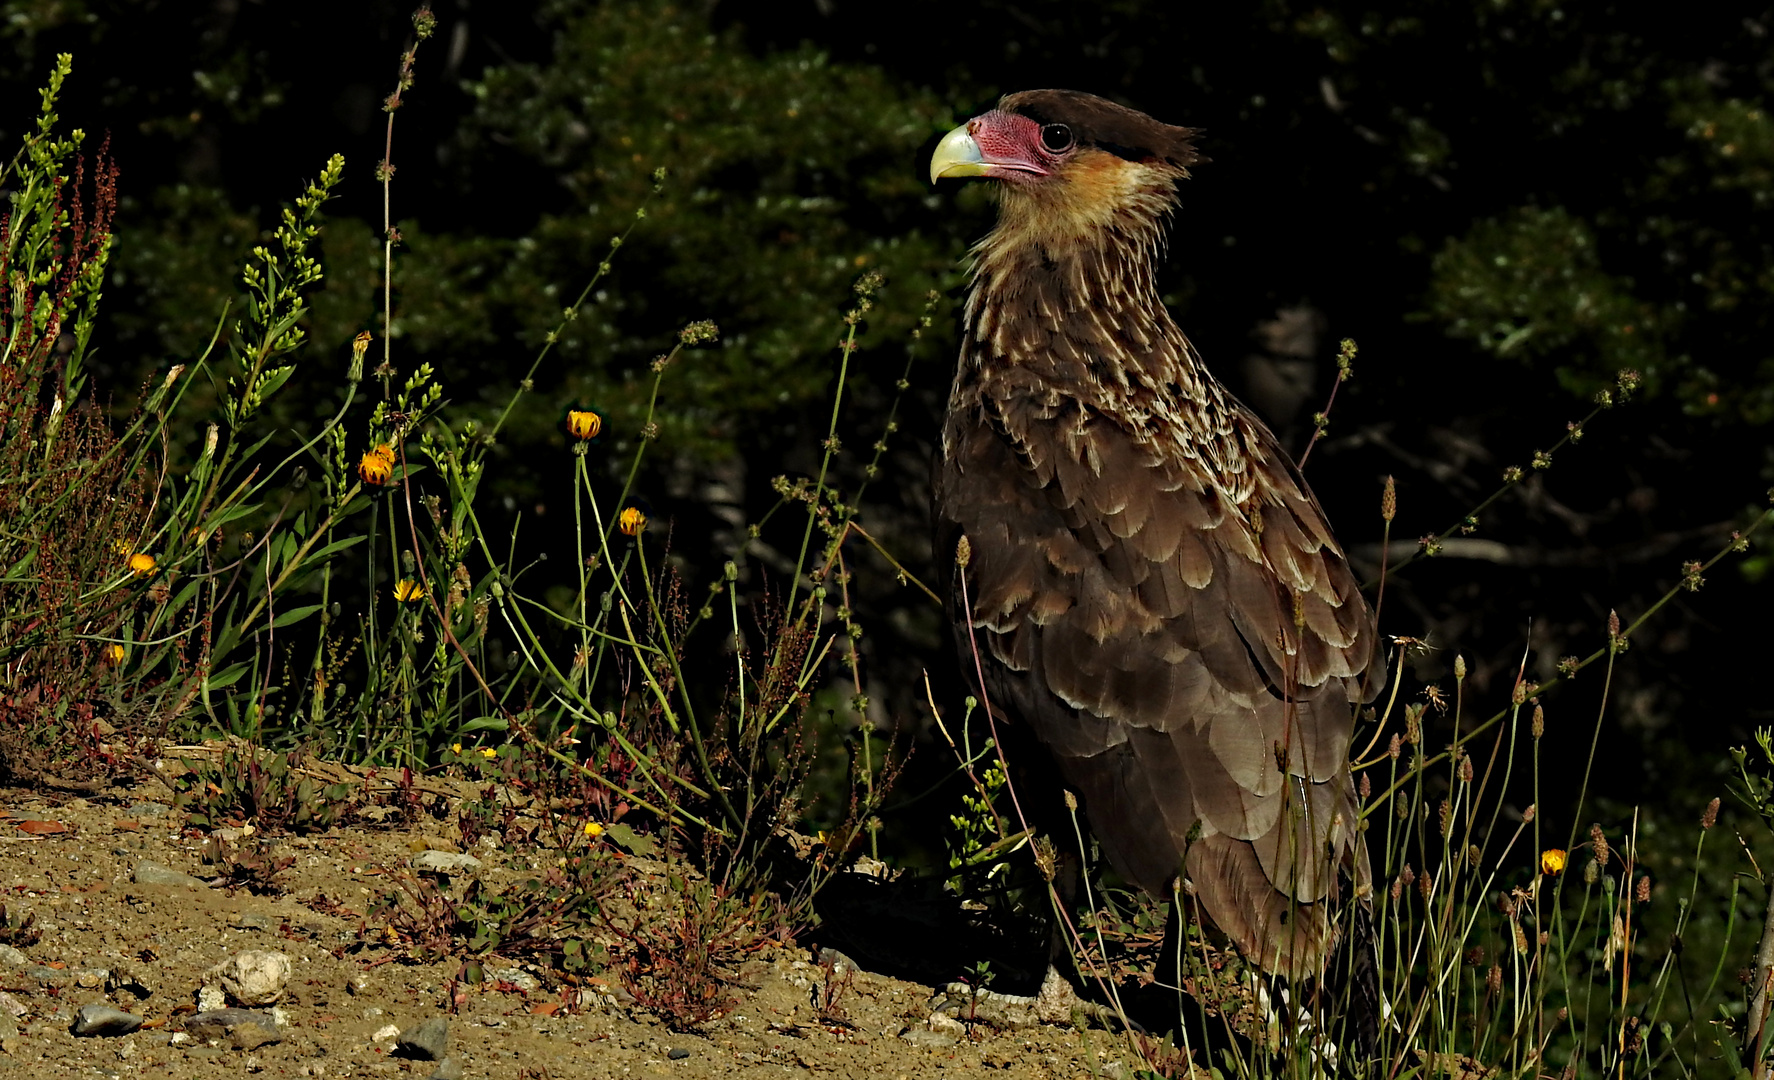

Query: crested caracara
<box><xmin>929</xmin><ymin>90</ymin><xmax>1383</xmax><ymax>998</ymax></box>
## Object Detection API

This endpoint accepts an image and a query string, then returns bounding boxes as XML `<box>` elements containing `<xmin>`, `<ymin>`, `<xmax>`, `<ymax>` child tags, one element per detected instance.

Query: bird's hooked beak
<box><xmin>929</xmin><ymin>113</ymin><xmax>1051</xmax><ymax>184</ymax></box>
<box><xmin>930</xmin><ymin>123</ymin><xmax>989</xmax><ymax>183</ymax></box>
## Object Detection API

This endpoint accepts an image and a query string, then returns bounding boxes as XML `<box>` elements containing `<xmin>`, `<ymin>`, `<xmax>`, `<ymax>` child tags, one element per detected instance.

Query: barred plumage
<box><xmin>931</xmin><ymin>89</ymin><xmax>1383</xmax><ymax>988</ymax></box>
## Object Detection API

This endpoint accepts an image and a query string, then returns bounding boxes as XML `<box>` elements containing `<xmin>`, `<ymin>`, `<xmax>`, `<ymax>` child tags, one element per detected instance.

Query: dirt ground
<box><xmin>0</xmin><ymin>774</ymin><xmax>1141</xmax><ymax>1080</ymax></box>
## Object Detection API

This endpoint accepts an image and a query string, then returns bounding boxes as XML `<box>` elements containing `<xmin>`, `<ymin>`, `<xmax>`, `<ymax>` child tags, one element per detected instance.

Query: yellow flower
<box><xmin>127</xmin><ymin>552</ymin><xmax>156</xmax><ymax>575</ymax></box>
<box><xmin>352</xmin><ymin>331</ymin><xmax>373</xmax><ymax>360</ymax></box>
<box><xmin>566</xmin><ymin>408</ymin><xmax>602</xmax><ymax>441</ymax></box>
<box><xmin>101</xmin><ymin>643</ymin><xmax>126</xmax><ymax>666</ymax></box>
<box><xmin>478</xmin><ymin>747</ymin><xmax>497</xmax><ymax>759</ymax></box>
<box><xmin>392</xmin><ymin>579</ymin><xmax>425</xmax><ymax>603</ymax></box>
<box><xmin>618</xmin><ymin>506</ymin><xmax>647</xmax><ymax>536</ymax></box>
<box><xmin>450</xmin><ymin>743</ymin><xmax>463</xmax><ymax>756</ymax></box>
<box><xmin>1540</xmin><ymin>848</ymin><xmax>1567</xmax><ymax>876</ymax></box>
<box><xmin>583</xmin><ymin>822</ymin><xmax>604</xmax><ymax>839</ymax></box>
<box><xmin>359</xmin><ymin>445</ymin><xmax>394</xmax><ymax>485</ymax></box>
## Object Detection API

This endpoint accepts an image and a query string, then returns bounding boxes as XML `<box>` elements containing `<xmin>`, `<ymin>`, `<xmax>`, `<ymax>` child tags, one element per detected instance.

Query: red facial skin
<box><xmin>967</xmin><ymin>111</ymin><xmax>1073</xmax><ymax>182</ymax></box>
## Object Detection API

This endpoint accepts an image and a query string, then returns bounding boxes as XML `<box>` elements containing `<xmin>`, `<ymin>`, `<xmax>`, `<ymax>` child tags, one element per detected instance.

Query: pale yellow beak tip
<box><xmin>930</xmin><ymin>124</ymin><xmax>987</xmax><ymax>184</ymax></box>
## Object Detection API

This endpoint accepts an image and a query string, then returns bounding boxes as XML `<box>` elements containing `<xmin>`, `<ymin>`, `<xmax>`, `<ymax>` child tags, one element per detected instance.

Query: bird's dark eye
<box><xmin>1040</xmin><ymin>123</ymin><xmax>1073</xmax><ymax>153</ymax></box>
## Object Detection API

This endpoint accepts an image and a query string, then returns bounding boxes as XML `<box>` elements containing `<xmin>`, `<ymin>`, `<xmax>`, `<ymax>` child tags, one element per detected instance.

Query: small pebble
<box><xmin>899</xmin><ymin>1026</ymin><xmax>959</xmax><ymax>1049</ymax></box>
<box><xmin>411</xmin><ymin>851</ymin><xmax>482</xmax><ymax>875</ymax></box>
<box><xmin>205</xmin><ymin>950</ymin><xmax>292</xmax><ymax>1006</ymax></box>
<box><xmin>133</xmin><ymin>861</ymin><xmax>207</xmax><ymax>889</ymax></box>
<box><xmin>427</xmin><ymin>1058</ymin><xmax>465</xmax><ymax>1080</ymax></box>
<box><xmin>396</xmin><ymin>1015</ymin><xmax>450</xmax><ymax>1061</ymax></box>
<box><xmin>185</xmin><ymin>1008</ymin><xmax>281</xmax><ymax>1044</ymax></box>
<box><xmin>668</xmin><ymin>1047</ymin><xmax>690</xmax><ymax>1060</ymax></box>
<box><xmin>71</xmin><ymin>1004</ymin><xmax>143</xmax><ymax>1037</ymax></box>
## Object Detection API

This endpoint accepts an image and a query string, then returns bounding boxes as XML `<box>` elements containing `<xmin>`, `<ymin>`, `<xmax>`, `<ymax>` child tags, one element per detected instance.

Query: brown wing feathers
<box><xmin>933</xmin><ymin>90</ymin><xmax>1382</xmax><ymax>982</ymax></box>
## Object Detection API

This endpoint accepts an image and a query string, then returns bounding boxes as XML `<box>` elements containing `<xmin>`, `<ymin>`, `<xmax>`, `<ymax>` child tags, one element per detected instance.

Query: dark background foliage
<box><xmin>3</xmin><ymin>0</ymin><xmax>1768</xmax><ymax>920</ymax></box>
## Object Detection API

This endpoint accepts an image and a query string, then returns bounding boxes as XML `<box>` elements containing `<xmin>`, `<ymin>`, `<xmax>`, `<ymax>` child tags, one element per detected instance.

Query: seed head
<box><xmin>1380</xmin><ymin>475</ymin><xmax>1396</xmax><ymax>522</ymax></box>
<box><xmin>1702</xmin><ymin>797</ymin><xmax>1720</xmax><ymax>830</ymax></box>
<box><xmin>1532</xmin><ymin>704</ymin><xmax>1545</xmax><ymax>738</ymax></box>
<box><xmin>1591</xmin><ymin>824</ymin><xmax>1609</xmax><ymax>866</ymax></box>
<box><xmin>678</xmin><ymin>319</ymin><xmax>720</xmax><ymax>346</ymax></box>
<box><xmin>1637</xmin><ymin>876</ymin><xmax>1651</xmax><ymax>903</ymax></box>
<box><xmin>350</xmin><ymin>331</ymin><xmax>371</xmax><ymax>382</ymax></box>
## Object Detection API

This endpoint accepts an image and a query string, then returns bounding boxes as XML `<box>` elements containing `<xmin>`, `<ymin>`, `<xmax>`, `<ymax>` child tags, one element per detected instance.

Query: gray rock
<box><xmin>126</xmin><ymin>802</ymin><xmax>169</xmax><ymax>816</ymax></box>
<box><xmin>486</xmin><ymin>967</ymin><xmax>539</xmax><ymax>992</ymax></box>
<box><xmin>204</xmin><ymin>950</ymin><xmax>292</xmax><ymax>1006</ymax></box>
<box><xmin>72</xmin><ymin>1004</ymin><xmax>144</xmax><ymax>1037</ymax></box>
<box><xmin>133</xmin><ymin>861</ymin><xmax>207</xmax><ymax>888</ymax></box>
<box><xmin>230</xmin><ymin>1020</ymin><xmax>282</xmax><ymax>1050</ymax></box>
<box><xmin>668</xmin><ymin>1047</ymin><xmax>690</xmax><ymax>1060</ymax></box>
<box><xmin>411</xmin><ymin>851</ymin><xmax>482</xmax><ymax>875</ymax></box>
<box><xmin>427</xmin><ymin>1058</ymin><xmax>466</xmax><ymax>1080</ymax></box>
<box><xmin>0</xmin><ymin>945</ymin><xmax>27</xmax><ymax>967</ymax></box>
<box><xmin>396</xmin><ymin>1015</ymin><xmax>449</xmax><ymax>1061</ymax></box>
<box><xmin>899</xmin><ymin>1025</ymin><xmax>959</xmax><ymax>1049</ymax></box>
<box><xmin>184</xmin><ymin>1008</ymin><xmax>280</xmax><ymax>1044</ymax></box>
<box><xmin>231</xmin><ymin>913</ymin><xmax>273</xmax><ymax>931</ymax></box>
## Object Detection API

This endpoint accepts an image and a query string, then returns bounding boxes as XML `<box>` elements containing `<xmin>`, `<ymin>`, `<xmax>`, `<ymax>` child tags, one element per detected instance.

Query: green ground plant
<box><xmin>0</xmin><ymin>20</ymin><xmax>905</xmax><ymax>1006</ymax></box>
<box><xmin>4</xmin><ymin>16</ymin><xmax>1774</xmax><ymax>1079</ymax></box>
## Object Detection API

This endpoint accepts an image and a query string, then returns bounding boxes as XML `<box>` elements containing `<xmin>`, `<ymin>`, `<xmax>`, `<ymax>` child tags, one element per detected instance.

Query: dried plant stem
<box><xmin>1748</xmin><ymin>897</ymin><xmax>1774</xmax><ymax>1076</ymax></box>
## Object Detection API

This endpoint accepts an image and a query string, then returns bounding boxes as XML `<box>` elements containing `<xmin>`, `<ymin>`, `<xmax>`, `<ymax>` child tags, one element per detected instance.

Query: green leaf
<box><xmin>269</xmin><ymin>604</ymin><xmax>323</xmax><ymax>629</ymax></box>
<box><xmin>603</xmin><ymin>823</ymin><xmax>656</xmax><ymax>857</ymax></box>
<box><xmin>255</xmin><ymin>364</ymin><xmax>295</xmax><ymax>401</ymax></box>
<box><xmin>456</xmin><ymin>716</ymin><xmax>509</xmax><ymax>734</ymax></box>
<box><xmin>205</xmin><ymin>662</ymin><xmax>250</xmax><ymax>692</ymax></box>
<box><xmin>298</xmin><ymin>534</ymin><xmax>366</xmax><ymax>565</ymax></box>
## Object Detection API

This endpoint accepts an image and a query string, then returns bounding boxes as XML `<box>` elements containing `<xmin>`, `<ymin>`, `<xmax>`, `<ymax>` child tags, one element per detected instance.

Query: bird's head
<box><xmin>931</xmin><ymin>89</ymin><xmax>1201</xmax><ymax>250</ymax></box>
